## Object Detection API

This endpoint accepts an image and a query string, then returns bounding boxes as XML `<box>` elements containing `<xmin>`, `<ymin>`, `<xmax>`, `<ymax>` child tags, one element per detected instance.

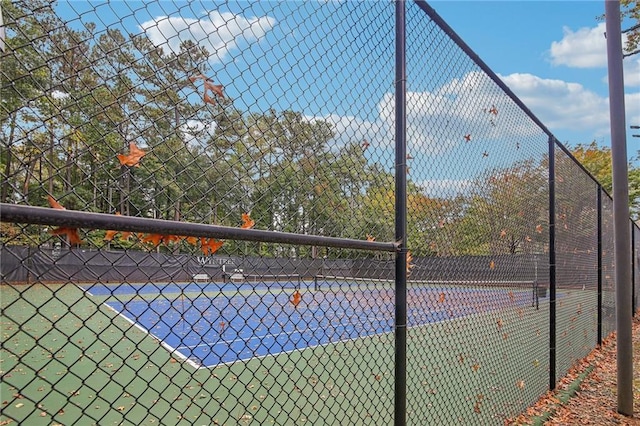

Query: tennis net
<box><xmin>224</xmin><ymin>272</ymin><xmax>302</xmax><ymax>290</ymax></box>
<box><xmin>313</xmin><ymin>275</ymin><xmax>538</xmax><ymax>293</ymax></box>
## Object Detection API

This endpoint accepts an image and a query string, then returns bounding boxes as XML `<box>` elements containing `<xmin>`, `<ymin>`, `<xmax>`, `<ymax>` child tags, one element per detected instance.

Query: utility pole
<box><xmin>605</xmin><ymin>0</ymin><xmax>633</xmax><ymax>417</ymax></box>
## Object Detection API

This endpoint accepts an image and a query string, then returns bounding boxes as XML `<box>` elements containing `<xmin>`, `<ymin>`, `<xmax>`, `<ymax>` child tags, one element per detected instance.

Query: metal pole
<box><xmin>605</xmin><ymin>0</ymin><xmax>633</xmax><ymax>416</ymax></box>
<box><xmin>394</xmin><ymin>1</ymin><xmax>407</xmax><ymax>425</ymax></box>
<box><xmin>548</xmin><ymin>136</ymin><xmax>557</xmax><ymax>390</ymax></box>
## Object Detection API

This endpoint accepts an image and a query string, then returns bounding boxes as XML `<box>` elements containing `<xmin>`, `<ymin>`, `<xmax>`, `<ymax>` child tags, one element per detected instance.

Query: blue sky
<box><xmin>53</xmin><ymin>0</ymin><xmax>639</xmax><ymax>192</ymax></box>
<box><xmin>431</xmin><ymin>1</ymin><xmax>639</xmax><ymax>153</ymax></box>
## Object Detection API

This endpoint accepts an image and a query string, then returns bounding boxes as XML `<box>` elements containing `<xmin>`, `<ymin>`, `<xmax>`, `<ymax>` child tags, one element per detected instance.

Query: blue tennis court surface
<box><xmin>83</xmin><ymin>280</ymin><xmax>541</xmax><ymax>368</ymax></box>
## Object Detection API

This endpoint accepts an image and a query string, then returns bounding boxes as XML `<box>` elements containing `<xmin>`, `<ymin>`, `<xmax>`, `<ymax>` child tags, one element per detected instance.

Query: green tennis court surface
<box><xmin>1</xmin><ymin>280</ymin><xmax>590</xmax><ymax>425</ymax></box>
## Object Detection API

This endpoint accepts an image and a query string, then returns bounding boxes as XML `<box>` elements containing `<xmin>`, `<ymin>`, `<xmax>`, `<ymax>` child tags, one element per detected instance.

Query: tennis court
<box><xmin>81</xmin><ymin>276</ymin><xmax>541</xmax><ymax>369</ymax></box>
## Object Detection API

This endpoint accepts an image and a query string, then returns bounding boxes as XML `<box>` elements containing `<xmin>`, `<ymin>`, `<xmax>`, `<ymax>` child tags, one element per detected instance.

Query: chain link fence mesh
<box><xmin>1</xmin><ymin>1</ymin><xmax>638</xmax><ymax>425</ymax></box>
<box><xmin>554</xmin><ymin>148</ymin><xmax>599</xmax><ymax>381</ymax></box>
<box><xmin>404</xmin><ymin>2</ymin><xmax>551</xmax><ymax>422</ymax></box>
<box><xmin>601</xmin><ymin>193</ymin><xmax>617</xmax><ymax>340</ymax></box>
<box><xmin>632</xmin><ymin>225</ymin><xmax>640</xmax><ymax>313</ymax></box>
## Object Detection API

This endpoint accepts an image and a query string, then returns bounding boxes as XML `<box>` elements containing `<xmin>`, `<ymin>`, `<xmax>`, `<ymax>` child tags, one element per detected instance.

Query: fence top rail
<box><xmin>0</xmin><ymin>203</ymin><xmax>399</xmax><ymax>252</ymax></box>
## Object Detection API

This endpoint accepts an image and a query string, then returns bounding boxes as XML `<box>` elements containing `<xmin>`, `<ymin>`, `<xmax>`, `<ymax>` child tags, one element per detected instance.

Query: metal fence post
<box><xmin>548</xmin><ymin>136</ymin><xmax>557</xmax><ymax>390</ymax></box>
<box><xmin>631</xmin><ymin>220</ymin><xmax>636</xmax><ymax>317</ymax></box>
<box><xmin>394</xmin><ymin>1</ymin><xmax>408</xmax><ymax>425</ymax></box>
<box><xmin>597</xmin><ymin>187</ymin><xmax>603</xmax><ymax>344</ymax></box>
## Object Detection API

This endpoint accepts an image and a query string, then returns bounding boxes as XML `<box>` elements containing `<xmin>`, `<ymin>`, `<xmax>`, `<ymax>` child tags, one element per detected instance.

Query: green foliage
<box><xmin>570</xmin><ymin>141</ymin><xmax>640</xmax><ymax>220</ymax></box>
<box><xmin>597</xmin><ymin>0</ymin><xmax>640</xmax><ymax>54</ymax></box>
<box><xmin>3</xmin><ymin>2</ymin><xmax>635</xmax><ymax>258</ymax></box>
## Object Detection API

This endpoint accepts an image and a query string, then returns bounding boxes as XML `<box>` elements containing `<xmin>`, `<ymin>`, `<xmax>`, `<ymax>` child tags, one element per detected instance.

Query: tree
<box><xmin>570</xmin><ymin>141</ymin><xmax>640</xmax><ymax>220</ymax></box>
<box><xmin>597</xmin><ymin>1</ymin><xmax>640</xmax><ymax>54</ymax></box>
<box><xmin>621</xmin><ymin>0</ymin><xmax>640</xmax><ymax>54</ymax></box>
<box><xmin>0</xmin><ymin>0</ymin><xmax>56</xmax><ymax>203</ymax></box>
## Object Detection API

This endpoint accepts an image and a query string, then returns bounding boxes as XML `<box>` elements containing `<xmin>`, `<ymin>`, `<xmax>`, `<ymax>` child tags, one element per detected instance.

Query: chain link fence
<box><xmin>1</xmin><ymin>1</ymin><xmax>638</xmax><ymax>425</ymax></box>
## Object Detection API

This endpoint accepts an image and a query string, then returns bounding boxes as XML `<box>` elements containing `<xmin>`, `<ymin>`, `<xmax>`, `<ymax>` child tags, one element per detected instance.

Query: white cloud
<box><xmin>51</xmin><ymin>90</ymin><xmax>69</xmax><ymax>100</ymax></box>
<box><xmin>180</xmin><ymin>119</ymin><xmax>217</xmax><ymax>146</ymax></box>
<box><xmin>375</xmin><ymin>71</ymin><xmax>543</xmax><ymax>157</ymax></box>
<box><xmin>626</xmin><ymin>92</ymin><xmax>640</xmax><ymax>127</ymax></box>
<box><xmin>500</xmin><ymin>72</ymin><xmax>610</xmax><ymax>132</ymax></box>
<box><xmin>312</xmin><ymin>69</ymin><xmax>638</xmax><ymax>161</ymax></box>
<box><xmin>623</xmin><ymin>56</ymin><xmax>640</xmax><ymax>87</ymax></box>
<box><xmin>549</xmin><ymin>23</ymin><xmax>639</xmax><ymax>88</ymax></box>
<box><xmin>549</xmin><ymin>23</ymin><xmax>608</xmax><ymax>68</ymax></box>
<box><xmin>304</xmin><ymin>113</ymin><xmax>381</xmax><ymax>149</ymax></box>
<box><xmin>417</xmin><ymin>179</ymin><xmax>473</xmax><ymax>198</ymax></box>
<box><xmin>139</xmin><ymin>11</ymin><xmax>275</xmax><ymax>62</ymax></box>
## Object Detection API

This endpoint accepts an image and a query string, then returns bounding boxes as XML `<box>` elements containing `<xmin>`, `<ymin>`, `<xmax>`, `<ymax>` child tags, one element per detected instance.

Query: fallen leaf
<box><xmin>406</xmin><ymin>251</ymin><xmax>414</xmax><ymax>276</ymax></box>
<box><xmin>190</xmin><ymin>73</ymin><xmax>225</xmax><ymax>104</ymax></box>
<box><xmin>117</xmin><ymin>142</ymin><xmax>146</xmax><ymax>167</ymax></box>
<box><xmin>141</xmin><ymin>233</ymin><xmax>164</xmax><ymax>247</ymax></box>
<box><xmin>50</xmin><ymin>227</ymin><xmax>83</xmax><ymax>245</ymax></box>
<box><xmin>291</xmin><ymin>290</ymin><xmax>302</xmax><ymax>307</ymax></box>
<box><xmin>47</xmin><ymin>195</ymin><xmax>65</xmax><ymax>210</ymax></box>
<box><xmin>240</xmin><ymin>212</ymin><xmax>255</xmax><ymax>229</ymax></box>
<box><xmin>200</xmin><ymin>238</ymin><xmax>224</xmax><ymax>255</ymax></box>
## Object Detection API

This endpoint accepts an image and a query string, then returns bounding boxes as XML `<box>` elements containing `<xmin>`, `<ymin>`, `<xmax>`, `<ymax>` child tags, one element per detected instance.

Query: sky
<box><xmin>430</xmin><ymin>1</ymin><xmax>639</xmax><ymax>156</ymax></box>
<box><xmin>52</xmin><ymin>0</ymin><xmax>640</xmax><ymax>191</ymax></box>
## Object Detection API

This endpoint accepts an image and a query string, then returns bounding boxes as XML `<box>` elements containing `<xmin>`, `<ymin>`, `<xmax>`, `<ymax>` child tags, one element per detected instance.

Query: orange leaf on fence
<box><xmin>104</xmin><ymin>229</ymin><xmax>118</xmax><ymax>241</ymax></box>
<box><xmin>117</xmin><ymin>142</ymin><xmax>146</xmax><ymax>167</ymax></box>
<box><xmin>240</xmin><ymin>213</ymin><xmax>255</xmax><ymax>229</ymax></box>
<box><xmin>189</xmin><ymin>73</ymin><xmax>225</xmax><ymax>104</ymax></box>
<box><xmin>141</xmin><ymin>233</ymin><xmax>164</xmax><ymax>247</ymax></box>
<box><xmin>50</xmin><ymin>227</ymin><xmax>83</xmax><ymax>245</ymax></box>
<box><xmin>184</xmin><ymin>236</ymin><xmax>198</xmax><ymax>245</ymax></box>
<box><xmin>47</xmin><ymin>196</ymin><xmax>83</xmax><ymax>245</ymax></box>
<box><xmin>366</xmin><ymin>234</ymin><xmax>375</xmax><ymax>242</ymax></box>
<box><xmin>203</xmin><ymin>80</ymin><xmax>225</xmax><ymax>98</ymax></box>
<box><xmin>406</xmin><ymin>251</ymin><xmax>414</xmax><ymax>276</ymax></box>
<box><xmin>163</xmin><ymin>234</ymin><xmax>182</xmax><ymax>244</ymax></box>
<box><xmin>200</xmin><ymin>237</ymin><xmax>224</xmax><ymax>255</ymax></box>
<box><xmin>47</xmin><ymin>195</ymin><xmax>66</xmax><ymax>210</ymax></box>
<box><xmin>291</xmin><ymin>290</ymin><xmax>302</xmax><ymax>307</ymax></box>
<box><xmin>104</xmin><ymin>212</ymin><xmax>122</xmax><ymax>241</ymax></box>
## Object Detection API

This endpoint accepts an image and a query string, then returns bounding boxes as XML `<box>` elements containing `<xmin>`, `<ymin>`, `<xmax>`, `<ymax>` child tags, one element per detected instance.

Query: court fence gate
<box><xmin>1</xmin><ymin>1</ymin><xmax>638</xmax><ymax>425</ymax></box>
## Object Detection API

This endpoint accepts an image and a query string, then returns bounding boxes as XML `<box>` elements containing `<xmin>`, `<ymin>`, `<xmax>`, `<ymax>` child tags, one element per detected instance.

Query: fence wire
<box><xmin>1</xmin><ymin>1</ymin><xmax>638</xmax><ymax>425</ymax></box>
